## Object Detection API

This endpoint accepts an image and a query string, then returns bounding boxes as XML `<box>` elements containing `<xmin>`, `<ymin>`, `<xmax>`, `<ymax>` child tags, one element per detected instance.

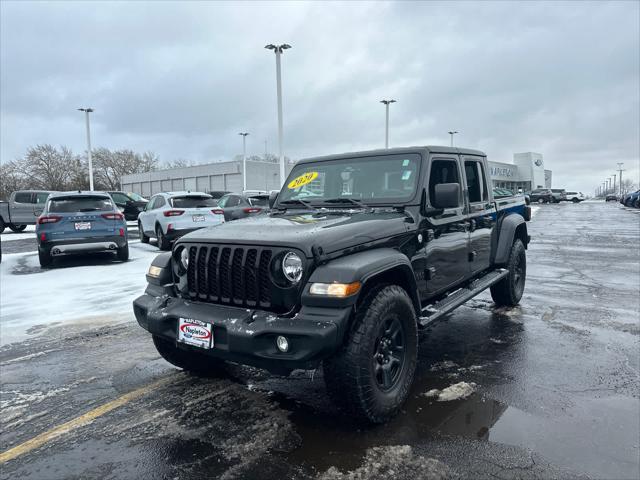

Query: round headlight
<box><xmin>180</xmin><ymin>247</ymin><xmax>189</xmax><ymax>270</ymax></box>
<box><xmin>282</xmin><ymin>252</ymin><xmax>303</xmax><ymax>283</ymax></box>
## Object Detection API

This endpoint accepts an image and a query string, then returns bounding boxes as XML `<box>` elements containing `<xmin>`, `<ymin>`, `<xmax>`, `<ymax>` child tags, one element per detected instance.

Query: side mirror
<box><xmin>433</xmin><ymin>183</ymin><xmax>460</xmax><ymax>209</ymax></box>
<box><xmin>269</xmin><ymin>191</ymin><xmax>279</xmax><ymax>209</ymax></box>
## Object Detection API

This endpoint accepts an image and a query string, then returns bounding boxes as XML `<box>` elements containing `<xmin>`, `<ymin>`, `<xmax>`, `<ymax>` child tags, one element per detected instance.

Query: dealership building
<box><xmin>121</xmin><ymin>151</ymin><xmax>551</xmax><ymax>197</ymax></box>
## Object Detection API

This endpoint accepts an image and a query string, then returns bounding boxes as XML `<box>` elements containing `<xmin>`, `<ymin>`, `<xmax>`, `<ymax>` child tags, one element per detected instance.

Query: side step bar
<box><xmin>418</xmin><ymin>268</ymin><xmax>508</xmax><ymax>327</ymax></box>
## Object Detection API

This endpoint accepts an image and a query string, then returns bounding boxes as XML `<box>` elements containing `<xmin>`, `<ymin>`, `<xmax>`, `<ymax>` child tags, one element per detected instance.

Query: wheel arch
<box><xmin>303</xmin><ymin>248</ymin><xmax>421</xmax><ymax>316</ymax></box>
<box><xmin>493</xmin><ymin>213</ymin><xmax>529</xmax><ymax>266</ymax></box>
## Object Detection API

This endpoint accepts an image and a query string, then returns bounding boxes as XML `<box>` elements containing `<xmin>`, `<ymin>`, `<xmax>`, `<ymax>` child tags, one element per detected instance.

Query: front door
<box><xmin>420</xmin><ymin>157</ymin><xmax>470</xmax><ymax>299</ymax></box>
<box><xmin>463</xmin><ymin>157</ymin><xmax>496</xmax><ymax>275</ymax></box>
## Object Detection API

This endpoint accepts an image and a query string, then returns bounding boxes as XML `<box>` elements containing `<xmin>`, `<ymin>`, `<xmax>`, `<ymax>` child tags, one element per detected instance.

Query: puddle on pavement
<box><xmin>281</xmin><ymin>382</ymin><xmax>639</xmax><ymax>480</ymax></box>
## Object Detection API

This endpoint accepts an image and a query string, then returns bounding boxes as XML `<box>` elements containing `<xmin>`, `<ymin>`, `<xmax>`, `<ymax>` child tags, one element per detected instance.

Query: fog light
<box><xmin>276</xmin><ymin>335</ymin><xmax>289</xmax><ymax>353</ymax></box>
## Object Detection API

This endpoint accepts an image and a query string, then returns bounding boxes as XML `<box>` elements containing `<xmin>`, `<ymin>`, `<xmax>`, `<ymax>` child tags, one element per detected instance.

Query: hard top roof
<box><xmin>295</xmin><ymin>146</ymin><xmax>486</xmax><ymax>166</ymax></box>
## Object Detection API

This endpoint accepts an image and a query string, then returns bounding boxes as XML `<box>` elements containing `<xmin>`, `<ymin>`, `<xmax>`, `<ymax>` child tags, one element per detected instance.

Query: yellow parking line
<box><xmin>0</xmin><ymin>377</ymin><xmax>172</xmax><ymax>464</ymax></box>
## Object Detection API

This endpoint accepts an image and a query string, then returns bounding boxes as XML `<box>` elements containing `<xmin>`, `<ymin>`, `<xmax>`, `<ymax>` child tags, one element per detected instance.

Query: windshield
<box><xmin>170</xmin><ymin>196</ymin><xmax>216</xmax><ymax>208</ymax></box>
<box><xmin>127</xmin><ymin>192</ymin><xmax>147</xmax><ymax>202</ymax></box>
<box><xmin>49</xmin><ymin>196</ymin><xmax>114</xmax><ymax>213</ymax></box>
<box><xmin>277</xmin><ymin>154</ymin><xmax>421</xmax><ymax>206</ymax></box>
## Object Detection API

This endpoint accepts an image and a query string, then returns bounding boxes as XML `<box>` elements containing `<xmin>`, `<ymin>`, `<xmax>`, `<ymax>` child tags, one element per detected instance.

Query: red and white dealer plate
<box><xmin>177</xmin><ymin>318</ymin><xmax>214</xmax><ymax>349</ymax></box>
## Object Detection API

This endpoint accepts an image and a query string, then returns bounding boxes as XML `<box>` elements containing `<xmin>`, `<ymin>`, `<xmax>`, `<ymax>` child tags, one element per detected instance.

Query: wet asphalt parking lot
<box><xmin>0</xmin><ymin>201</ymin><xmax>639</xmax><ymax>480</ymax></box>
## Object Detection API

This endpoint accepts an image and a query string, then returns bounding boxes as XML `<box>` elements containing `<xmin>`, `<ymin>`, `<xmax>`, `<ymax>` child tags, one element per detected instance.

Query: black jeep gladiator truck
<box><xmin>134</xmin><ymin>146</ymin><xmax>531</xmax><ymax>423</ymax></box>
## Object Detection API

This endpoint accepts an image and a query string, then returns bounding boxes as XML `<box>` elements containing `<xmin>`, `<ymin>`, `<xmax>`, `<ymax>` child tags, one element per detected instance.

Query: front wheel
<box><xmin>324</xmin><ymin>285</ymin><xmax>418</xmax><ymax>424</ymax></box>
<box><xmin>572</xmin><ymin>198</ymin><xmax>579</xmax><ymax>203</ymax></box>
<box><xmin>537</xmin><ymin>198</ymin><xmax>544</xmax><ymax>204</ymax></box>
<box><xmin>153</xmin><ymin>335</ymin><xmax>226</xmax><ymax>376</ymax></box>
<box><xmin>156</xmin><ymin>225</ymin><xmax>171</xmax><ymax>251</ymax></box>
<box><xmin>138</xmin><ymin>222</ymin><xmax>149</xmax><ymax>243</ymax></box>
<box><xmin>490</xmin><ymin>239</ymin><xmax>526</xmax><ymax>307</ymax></box>
<box><xmin>9</xmin><ymin>224</ymin><xmax>27</xmax><ymax>232</ymax></box>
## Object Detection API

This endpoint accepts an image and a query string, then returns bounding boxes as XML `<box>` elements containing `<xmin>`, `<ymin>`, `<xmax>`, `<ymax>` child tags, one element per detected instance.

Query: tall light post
<box><xmin>448</xmin><ymin>130</ymin><xmax>459</xmax><ymax>147</ymax></box>
<box><xmin>380</xmin><ymin>99</ymin><xmax>396</xmax><ymax>149</ymax></box>
<box><xmin>265</xmin><ymin>43</ymin><xmax>291</xmax><ymax>186</ymax></box>
<box><xmin>612</xmin><ymin>174</ymin><xmax>616</xmax><ymax>195</ymax></box>
<box><xmin>617</xmin><ymin>162</ymin><xmax>625</xmax><ymax>194</ymax></box>
<box><xmin>602</xmin><ymin>182</ymin><xmax>606</xmax><ymax>197</ymax></box>
<box><xmin>238</xmin><ymin>132</ymin><xmax>249</xmax><ymax>191</ymax></box>
<box><xmin>78</xmin><ymin>108</ymin><xmax>94</xmax><ymax>191</ymax></box>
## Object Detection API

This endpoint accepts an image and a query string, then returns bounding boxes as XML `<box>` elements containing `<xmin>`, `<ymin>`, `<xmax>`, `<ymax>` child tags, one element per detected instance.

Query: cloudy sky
<box><xmin>1</xmin><ymin>0</ymin><xmax>638</xmax><ymax>193</ymax></box>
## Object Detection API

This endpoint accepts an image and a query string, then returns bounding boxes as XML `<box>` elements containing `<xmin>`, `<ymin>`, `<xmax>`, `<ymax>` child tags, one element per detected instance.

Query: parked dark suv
<box><xmin>530</xmin><ymin>188</ymin><xmax>553</xmax><ymax>204</ymax></box>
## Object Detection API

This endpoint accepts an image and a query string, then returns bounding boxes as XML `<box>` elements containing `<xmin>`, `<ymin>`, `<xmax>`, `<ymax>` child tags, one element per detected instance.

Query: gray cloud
<box><xmin>1</xmin><ymin>0</ymin><xmax>638</xmax><ymax>193</ymax></box>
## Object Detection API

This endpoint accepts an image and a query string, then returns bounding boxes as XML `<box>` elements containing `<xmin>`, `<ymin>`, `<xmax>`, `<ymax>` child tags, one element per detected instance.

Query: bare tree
<box><xmin>19</xmin><ymin>145</ymin><xmax>76</xmax><ymax>191</ymax></box>
<box><xmin>0</xmin><ymin>160</ymin><xmax>27</xmax><ymax>200</ymax></box>
<box><xmin>164</xmin><ymin>158</ymin><xmax>196</xmax><ymax>169</ymax></box>
<box><xmin>620</xmin><ymin>178</ymin><xmax>638</xmax><ymax>195</ymax></box>
<box><xmin>92</xmin><ymin>148</ymin><xmax>160</xmax><ymax>190</ymax></box>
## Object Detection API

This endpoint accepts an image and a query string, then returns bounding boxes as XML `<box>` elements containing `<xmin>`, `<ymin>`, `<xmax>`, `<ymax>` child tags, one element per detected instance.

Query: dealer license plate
<box><xmin>74</xmin><ymin>222</ymin><xmax>91</xmax><ymax>230</ymax></box>
<box><xmin>177</xmin><ymin>318</ymin><xmax>213</xmax><ymax>349</ymax></box>
<box><xmin>192</xmin><ymin>215</ymin><xmax>205</xmax><ymax>222</ymax></box>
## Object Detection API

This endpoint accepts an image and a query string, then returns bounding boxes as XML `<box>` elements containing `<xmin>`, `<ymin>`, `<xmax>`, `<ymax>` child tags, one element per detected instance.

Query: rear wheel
<box><xmin>138</xmin><ymin>222</ymin><xmax>149</xmax><ymax>243</ymax></box>
<box><xmin>324</xmin><ymin>284</ymin><xmax>418</xmax><ymax>424</ymax></box>
<box><xmin>153</xmin><ymin>335</ymin><xmax>226</xmax><ymax>376</ymax></box>
<box><xmin>537</xmin><ymin>198</ymin><xmax>544</xmax><ymax>204</ymax></box>
<box><xmin>38</xmin><ymin>247</ymin><xmax>52</xmax><ymax>268</ymax></box>
<box><xmin>572</xmin><ymin>198</ymin><xmax>579</xmax><ymax>203</ymax></box>
<box><xmin>117</xmin><ymin>242</ymin><xmax>129</xmax><ymax>261</ymax></box>
<box><xmin>156</xmin><ymin>225</ymin><xmax>171</xmax><ymax>251</ymax></box>
<box><xmin>491</xmin><ymin>239</ymin><xmax>526</xmax><ymax>307</ymax></box>
<box><xmin>9</xmin><ymin>224</ymin><xmax>27</xmax><ymax>232</ymax></box>
<box><xmin>0</xmin><ymin>218</ymin><xmax>5</xmax><ymax>234</ymax></box>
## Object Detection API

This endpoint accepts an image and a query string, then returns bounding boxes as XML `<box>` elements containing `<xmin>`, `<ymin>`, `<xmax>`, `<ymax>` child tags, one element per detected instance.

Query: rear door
<box><xmin>139</xmin><ymin>195</ymin><xmax>160</xmax><ymax>233</ymax></box>
<box><xmin>10</xmin><ymin>192</ymin><xmax>36</xmax><ymax>224</ymax></box>
<box><xmin>463</xmin><ymin>157</ymin><xmax>495</xmax><ymax>275</ymax></box>
<box><xmin>421</xmin><ymin>156</ymin><xmax>470</xmax><ymax>298</ymax></box>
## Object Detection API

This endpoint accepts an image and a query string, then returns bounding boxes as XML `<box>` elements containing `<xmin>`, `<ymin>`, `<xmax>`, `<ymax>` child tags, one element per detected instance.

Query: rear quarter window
<box><xmin>48</xmin><ymin>196</ymin><xmax>114</xmax><ymax>213</ymax></box>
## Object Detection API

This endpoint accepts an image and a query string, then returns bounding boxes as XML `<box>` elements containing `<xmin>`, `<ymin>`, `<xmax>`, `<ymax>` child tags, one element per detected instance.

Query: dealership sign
<box><xmin>490</xmin><ymin>166</ymin><xmax>514</xmax><ymax>178</ymax></box>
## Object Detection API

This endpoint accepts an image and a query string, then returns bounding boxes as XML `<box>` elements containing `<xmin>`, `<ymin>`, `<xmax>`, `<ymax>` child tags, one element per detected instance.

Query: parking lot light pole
<box><xmin>380</xmin><ymin>99</ymin><xmax>396</xmax><ymax>148</ymax></box>
<box><xmin>617</xmin><ymin>163</ymin><xmax>624</xmax><ymax>195</ymax></box>
<box><xmin>612</xmin><ymin>174</ymin><xmax>616</xmax><ymax>195</ymax></box>
<box><xmin>265</xmin><ymin>43</ymin><xmax>291</xmax><ymax>186</ymax></box>
<box><xmin>239</xmin><ymin>132</ymin><xmax>249</xmax><ymax>191</ymax></box>
<box><xmin>78</xmin><ymin>108</ymin><xmax>94</xmax><ymax>191</ymax></box>
<box><xmin>448</xmin><ymin>130</ymin><xmax>459</xmax><ymax>147</ymax></box>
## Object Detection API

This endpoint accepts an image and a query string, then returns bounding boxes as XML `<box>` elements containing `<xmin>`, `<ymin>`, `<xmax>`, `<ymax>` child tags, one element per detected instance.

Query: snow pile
<box><xmin>422</xmin><ymin>382</ymin><xmax>477</xmax><ymax>402</ymax></box>
<box><xmin>319</xmin><ymin>445</ymin><xmax>455</xmax><ymax>480</ymax></box>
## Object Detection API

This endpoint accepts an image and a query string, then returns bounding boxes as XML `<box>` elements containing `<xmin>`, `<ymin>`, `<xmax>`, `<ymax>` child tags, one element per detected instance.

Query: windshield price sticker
<box><xmin>288</xmin><ymin>171</ymin><xmax>318</xmax><ymax>189</ymax></box>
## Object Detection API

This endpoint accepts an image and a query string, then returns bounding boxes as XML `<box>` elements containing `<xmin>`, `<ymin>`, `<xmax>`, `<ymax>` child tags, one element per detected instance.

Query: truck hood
<box><xmin>178</xmin><ymin>209</ymin><xmax>412</xmax><ymax>257</ymax></box>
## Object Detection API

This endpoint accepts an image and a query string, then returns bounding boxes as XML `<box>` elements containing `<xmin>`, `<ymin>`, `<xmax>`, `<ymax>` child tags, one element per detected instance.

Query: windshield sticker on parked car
<box><xmin>288</xmin><ymin>171</ymin><xmax>318</xmax><ymax>189</ymax></box>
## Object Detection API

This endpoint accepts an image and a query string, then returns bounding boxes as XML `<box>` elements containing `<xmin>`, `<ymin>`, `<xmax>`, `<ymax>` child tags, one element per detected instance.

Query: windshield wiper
<box><xmin>321</xmin><ymin>197</ymin><xmax>368</xmax><ymax>208</ymax></box>
<box><xmin>278</xmin><ymin>198</ymin><xmax>315</xmax><ymax>209</ymax></box>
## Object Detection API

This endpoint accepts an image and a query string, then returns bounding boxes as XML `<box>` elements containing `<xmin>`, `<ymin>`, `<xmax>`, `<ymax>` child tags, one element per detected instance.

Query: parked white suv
<box><xmin>564</xmin><ymin>191</ymin><xmax>585</xmax><ymax>203</ymax></box>
<box><xmin>138</xmin><ymin>192</ymin><xmax>224</xmax><ymax>250</ymax></box>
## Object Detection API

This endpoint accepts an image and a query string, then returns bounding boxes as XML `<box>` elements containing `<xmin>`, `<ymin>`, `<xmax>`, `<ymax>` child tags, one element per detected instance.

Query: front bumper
<box><xmin>41</xmin><ymin>235</ymin><xmax>127</xmax><ymax>256</ymax></box>
<box><xmin>133</xmin><ymin>286</ymin><xmax>352</xmax><ymax>372</ymax></box>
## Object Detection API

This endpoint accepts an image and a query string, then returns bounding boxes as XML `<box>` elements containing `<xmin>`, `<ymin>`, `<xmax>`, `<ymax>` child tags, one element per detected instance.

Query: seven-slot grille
<box><xmin>186</xmin><ymin>244</ymin><xmax>273</xmax><ymax>308</ymax></box>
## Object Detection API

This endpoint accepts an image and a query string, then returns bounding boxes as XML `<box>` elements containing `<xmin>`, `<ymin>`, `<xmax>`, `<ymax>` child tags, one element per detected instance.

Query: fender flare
<box><xmin>494</xmin><ymin>214</ymin><xmax>528</xmax><ymax>265</ymax></box>
<box><xmin>302</xmin><ymin>248</ymin><xmax>421</xmax><ymax>314</ymax></box>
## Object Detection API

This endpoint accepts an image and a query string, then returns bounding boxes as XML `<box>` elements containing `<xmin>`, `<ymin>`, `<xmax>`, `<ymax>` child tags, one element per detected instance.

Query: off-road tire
<box><xmin>490</xmin><ymin>239</ymin><xmax>526</xmax><ymax>307</ymax></box>
<box><xmin>139</xmin><ymin>222</ymin><xmax>149</xmax><ymax>243</ymax></box>
<box><xmin>156</xmin><ymin>225</ymin><xmax>171</xmax><ymax>251</ymax></box>
<box><xmin>117</xmin><ymin>243</ymin><xmax>129</xmax><ymax>261</ymax></box>
<box><xmin>38</xmin><ymin>247</ymin><xmax>52</xmax><ymax>268</ymax></box>
<box><xmin>152</xmin><ymin>335</ymin><xmax>225</xmax><ymax>376</ymax></box>
<box><xmin>9</xmin><ymin>224</ymin><xmax>27</xmax><ymax>232</ymax></box>
<box><xmin>323</xmin><ymin>284</ymin><xmax>418</xmax><ymax>424</ymax></box>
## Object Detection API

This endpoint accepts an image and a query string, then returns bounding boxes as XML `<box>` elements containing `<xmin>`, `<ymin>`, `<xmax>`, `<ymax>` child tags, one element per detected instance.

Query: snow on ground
<box><xmin>422</xmin><ymin>382</ymin><xmax>477</xmax><ymax>402</ymax></box>
<box><xmin>529</xmin><ymin>205</ymin><xmax>540</xmax><ymax>218</ymax></box>
<box><xmin>0</xmin><ymin>242</ymin><xmax>159</xmax><ymax>346</ymax></box>
<box><xmin>1</xmin><ymin>225</ymin><xmax>36</xmax><ymax>242</ymax></box>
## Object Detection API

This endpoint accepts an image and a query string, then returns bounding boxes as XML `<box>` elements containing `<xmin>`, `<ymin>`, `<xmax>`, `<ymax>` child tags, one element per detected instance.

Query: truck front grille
<box><xmin>185</xmin><ymin>244</ymin><xmax>275</xmax><ymax>309</ymax></box>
